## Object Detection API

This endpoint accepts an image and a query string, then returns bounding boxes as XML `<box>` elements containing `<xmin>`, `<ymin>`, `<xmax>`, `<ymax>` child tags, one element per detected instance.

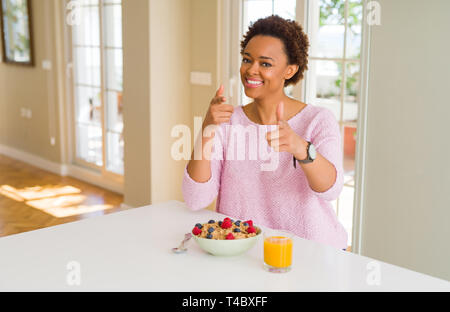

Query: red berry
<box><xmin>245</xmin><ymin>220</ymin><xmax>253</xmax><ymax>227</ymax></box>
<box><xmin>221</xmin><ymin>220</ymin><xmax>232</xmax><ymax>229</ymax></box>
<box><xmin>247</xmin><ymin>226</ymin><xmax>256</xmax><ymax>234</ymax></box>
<box><xmin>192</xmin><ymin>227</ymin><xmax>202</xmax><ymax>236</ymax></box>
<box><xmin>226</xmin><ymin>233</ymin><xmax>235</xmax><ymax>240</ymax></box>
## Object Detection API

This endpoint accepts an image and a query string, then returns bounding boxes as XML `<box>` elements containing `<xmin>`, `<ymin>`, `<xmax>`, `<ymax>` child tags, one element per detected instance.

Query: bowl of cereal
<box><xmin>191</xmin><ymin>218</ymin><xmax>262</xmax><ymax>256</ymax></box>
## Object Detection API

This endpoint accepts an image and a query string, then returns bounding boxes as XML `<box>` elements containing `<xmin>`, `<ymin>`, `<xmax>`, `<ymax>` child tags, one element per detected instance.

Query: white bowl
<box><xmin>193</xmin><ymin>228</ymin><xmax>262</xmax><ymax>256</ymax></box>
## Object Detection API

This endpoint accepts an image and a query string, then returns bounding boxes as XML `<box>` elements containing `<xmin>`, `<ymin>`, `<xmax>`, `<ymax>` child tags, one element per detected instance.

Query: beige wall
<box><xmin>361</xmin><ymin>0</ymin><xmax>450</xmax><ymax>281</ymax></box>
<box><xmin>124</xmin><ymin>0</ymin><xmax>211</xmax><ymax>207</ymax></box>
<box><xmin>0</xmin><ymin>0</ymin><xmax>61</xmax><ymax>164</ymax></box>
<box><xmin>191</xmin><ymin>0</ymin><xmax>218</xmax><ymax>119</ymax></box>
<box><xmin>148</xmin><ymin>0</ymin><xmax>193</xmax><ymax>205</ymax></box>
<box><xmin>189</xmin><ymin>0</ymin><xmax>219</xmax><ymax>211</ymax></box>
<box><xmin>122</xmin><ymin>0</ymin><xmax>152</xmax><ymax>207</ymax></box>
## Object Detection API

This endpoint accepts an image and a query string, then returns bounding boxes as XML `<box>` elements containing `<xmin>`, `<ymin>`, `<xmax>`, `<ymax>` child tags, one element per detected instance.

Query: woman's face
<box><xmin>240</xmin><ymin>35</ymin><xmax>298</xmax><ymax>100</ymax></box>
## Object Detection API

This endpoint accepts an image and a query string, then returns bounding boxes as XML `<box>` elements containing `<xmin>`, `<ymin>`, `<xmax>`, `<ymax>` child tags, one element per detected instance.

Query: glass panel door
<box><xmin>70</xmin><ymin>0</ymin><xmax>123</xmax><ymax>175</ymax></box>
<box><xmin>305</xmin><ymin>0</ymin><xmax>363</xmax><ymax>249</ymax></box>
<box><xmin>103</xmin><ymin>0</ymin><xmax>123</xmax><ymax>174</ymax></box>
<box><xmin>72</xmin><ymin>1</ymin><xmax>102</xmax><ymax>166</ymax></box>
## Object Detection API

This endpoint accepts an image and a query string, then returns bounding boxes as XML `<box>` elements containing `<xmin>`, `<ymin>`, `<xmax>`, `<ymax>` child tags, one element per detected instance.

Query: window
<box><xmin>238</xmin><ymin>0</ymin><xmax>363</xmax><ymax>248</ymax></box>
<box><xmin>305</xmin><ymin>0</ymin><xmax>362</xmax><ymax>248</ymax></box>
<box><xmin>69</xmin><ymin>0</ymin><xmax>124</xmax><ymax>176</ymax></box>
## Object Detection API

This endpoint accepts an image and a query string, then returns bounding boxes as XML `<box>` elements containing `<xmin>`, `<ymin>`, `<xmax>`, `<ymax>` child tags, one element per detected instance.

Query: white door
<box><xmin>68</xmin><ymin>0</ymin><xmax>124</xmax><ymax>178</ymax></box>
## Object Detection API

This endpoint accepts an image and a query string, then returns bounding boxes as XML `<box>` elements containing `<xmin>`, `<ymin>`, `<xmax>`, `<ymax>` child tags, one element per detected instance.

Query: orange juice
<box><xmin>264</xmin><ymin>236</ymin><xmax>293</xmax><ymax>268</ymax></box>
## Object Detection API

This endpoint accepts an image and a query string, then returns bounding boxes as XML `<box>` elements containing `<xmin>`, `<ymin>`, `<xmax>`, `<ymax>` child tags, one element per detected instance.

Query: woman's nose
<box><xmin>247</xmin><ymin>62</ymin><xmax>259</xmax><ymax>75</ymax></box>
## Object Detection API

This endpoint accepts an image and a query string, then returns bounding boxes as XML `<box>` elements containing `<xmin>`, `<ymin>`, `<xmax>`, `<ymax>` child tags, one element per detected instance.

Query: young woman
<box><xmin>183</xmin><ymin>15</ymin><xmax>347</xmax><ymax>250</ymax></box>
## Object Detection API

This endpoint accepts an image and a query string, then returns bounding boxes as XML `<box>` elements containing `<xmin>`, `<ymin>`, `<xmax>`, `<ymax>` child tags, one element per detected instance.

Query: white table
<box><xmin>0</xmin><ymin>200</ymin><xmax>448</xmax><ymax>291</ymax></box>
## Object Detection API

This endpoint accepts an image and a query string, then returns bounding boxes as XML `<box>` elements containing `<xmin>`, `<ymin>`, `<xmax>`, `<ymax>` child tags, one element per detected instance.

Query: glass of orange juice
<box><xmin>263</xmin><ymin>230</ymin><xmax>293</xmax><ymax>273</ymax></box>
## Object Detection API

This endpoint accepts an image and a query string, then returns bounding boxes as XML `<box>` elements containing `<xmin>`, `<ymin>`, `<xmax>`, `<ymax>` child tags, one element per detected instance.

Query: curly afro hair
<box><xmin>240</xmin><ymin>15</ymin><xmax>309</xmax><ymax>87</ymax></box>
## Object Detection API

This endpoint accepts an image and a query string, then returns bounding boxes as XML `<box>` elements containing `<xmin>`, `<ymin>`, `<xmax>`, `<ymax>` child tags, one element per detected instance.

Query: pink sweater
<box><xmin>182</xmin><ymin>104</ymin><xmax>348</xmax><ymax>250</ymax></box>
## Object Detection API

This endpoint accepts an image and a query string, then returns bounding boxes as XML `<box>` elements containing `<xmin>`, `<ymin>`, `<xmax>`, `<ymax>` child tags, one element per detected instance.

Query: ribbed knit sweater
<box><xmin>182</xmin><ymin>104</ymin><xmax>348</xmax><ymax>250</ymax></box>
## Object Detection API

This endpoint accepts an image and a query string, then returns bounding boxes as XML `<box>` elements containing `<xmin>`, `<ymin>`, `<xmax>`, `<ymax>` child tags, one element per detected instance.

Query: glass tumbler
<box><xmin>263</xmin><ymin>230</ymin><xmax>293</xmax><ymax>273</ymax></box>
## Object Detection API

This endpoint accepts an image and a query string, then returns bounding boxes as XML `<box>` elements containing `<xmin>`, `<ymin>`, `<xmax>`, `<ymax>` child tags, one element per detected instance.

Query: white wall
<box><xmin>361</xmin><ymin>0</ymin><xmax>450</xmax><ymax>281</ymax></box>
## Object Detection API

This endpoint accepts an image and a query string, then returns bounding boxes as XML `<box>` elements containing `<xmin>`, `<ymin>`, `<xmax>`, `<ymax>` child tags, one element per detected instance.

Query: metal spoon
<box><xmin>172</xmin><ymin>233</ymin><xmax>192</xmax><ymax>254</ymax></box>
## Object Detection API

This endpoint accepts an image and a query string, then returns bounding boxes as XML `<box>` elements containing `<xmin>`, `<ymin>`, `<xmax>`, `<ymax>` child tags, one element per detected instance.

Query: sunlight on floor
<box><xmin>0</xmin><ymin>184</ymin><xmax>113</xmax><ymax>218</ymax></box>
<box><xmin>27</xmin><ymin>194</ymin><xmax>87</xmax><ymax>209</ymax></box>
<box><xmin>0</xmin><ymin>186</ymin><xmax>25</xmax><ymax>202</ymax></box>
<box><xmin>1</xmin><ymin>185</ymin><xmax>81</xmax><ymax>200</ymax></box>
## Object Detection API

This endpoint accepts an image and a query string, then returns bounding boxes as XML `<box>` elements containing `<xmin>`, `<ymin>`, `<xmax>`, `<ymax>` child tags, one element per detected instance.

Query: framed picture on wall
<box><xmin>0</xmin><ymin>0</ymin><xmax>34</xmax><ymax>66</ymax></box>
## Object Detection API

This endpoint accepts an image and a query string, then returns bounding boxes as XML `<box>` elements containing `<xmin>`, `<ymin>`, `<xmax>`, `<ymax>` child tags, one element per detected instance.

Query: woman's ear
<box><xmin>285</xmin><ymin>64</ymin><xmax>299</xmax><ymax>80</ymax></box>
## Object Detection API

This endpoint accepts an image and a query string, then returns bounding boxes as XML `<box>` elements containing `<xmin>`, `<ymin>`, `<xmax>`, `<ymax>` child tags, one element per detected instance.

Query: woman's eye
<box><xmin>242</xmin><ymin>58</ymin><xmax>271</xmax><ymax>67</ymax></box>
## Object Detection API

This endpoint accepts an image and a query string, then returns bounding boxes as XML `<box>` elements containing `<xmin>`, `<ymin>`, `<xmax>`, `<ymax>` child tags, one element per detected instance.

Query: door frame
<box><xmin>351</xmin><ymin>0</ymin><xmax>371</xmax><ymax>254</ymax></box>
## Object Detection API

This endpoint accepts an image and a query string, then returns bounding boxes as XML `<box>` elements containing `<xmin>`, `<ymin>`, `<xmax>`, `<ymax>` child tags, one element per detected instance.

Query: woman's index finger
<box><xmin>215</xmin><ymin>84</ymin><xmax>224</xmax><ymax>97</ymax></box>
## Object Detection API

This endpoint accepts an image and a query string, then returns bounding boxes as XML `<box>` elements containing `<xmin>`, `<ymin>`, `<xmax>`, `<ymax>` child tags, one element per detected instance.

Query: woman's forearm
<box><xmin>297</xmin><ymin>152</ymin><xmax>337</xmax><ymax>193</ymax></box>
<box><xmin>186</xmin><ymin>130</ymin><xmax>215</xmax><ymax>183</ymax></box>
<box><xmin>187</xmin><ymin>83</ymin><xmax>233</xmax><ymax>183</ymax></box>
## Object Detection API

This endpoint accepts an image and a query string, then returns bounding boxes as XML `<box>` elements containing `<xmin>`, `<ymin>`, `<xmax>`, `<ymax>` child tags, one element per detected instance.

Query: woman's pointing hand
<box><xmin>266</xmin><ymin>101</ymin><xmax>308</xmax><ymax>160</ymax></box>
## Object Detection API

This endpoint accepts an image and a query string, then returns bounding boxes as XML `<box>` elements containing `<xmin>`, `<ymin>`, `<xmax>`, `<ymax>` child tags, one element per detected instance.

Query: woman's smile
<box><xmin>244</xmin><ymin>77</ymin><xmax>264</xmax><ymax>88</ymax></box>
